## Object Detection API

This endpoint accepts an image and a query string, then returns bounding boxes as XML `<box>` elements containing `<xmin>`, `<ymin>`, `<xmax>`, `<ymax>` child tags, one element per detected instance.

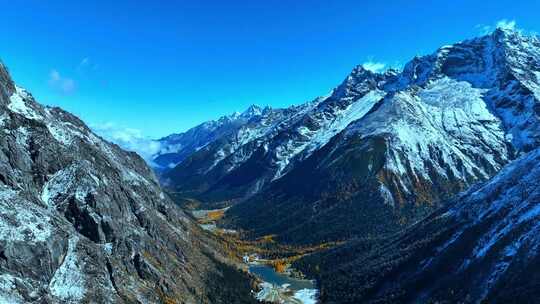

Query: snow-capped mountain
<box><xmin>0</xmin><ymin>63</ymin><xmax>253</xmax><ymax>303</ymax></box>
<box><xmin>157</xmin><ymin>28</ymin><xmax>540</xmax><ymax>246</ymax></box>
<box><xmin>152</xmin><ymin>104</ymin><xmax>275</xmax><ymax>170</ymax></box>
<box><xmin>285</xmin><ymin>29</ymin><xmax>540</xmax><ymax>303</ymax></box>
<box><xmin>230</xmin><ymin>28</ymin><xmax>539</xmax><ymax>244</ymax></box>
<box><xmin>161</xmin><ymin>100</ymin><xmax>320</xmax><ymax>200</ymax></box>
<box><xmin>303</xmin><ymin>147</ymin><xmax>540</xmax><ymax>303</ymax></box>
<box><xmin>161</xmin><ymin>68</ymin><xmax>397</xmax><ymax>202</ymax></box>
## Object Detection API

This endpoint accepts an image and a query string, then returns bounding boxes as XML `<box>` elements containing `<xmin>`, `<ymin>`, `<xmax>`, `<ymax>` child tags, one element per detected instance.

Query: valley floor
<box><xmin>183</xmin><ymin>200</ymin><xmax>337</xmax><ymax>304</ymax></box>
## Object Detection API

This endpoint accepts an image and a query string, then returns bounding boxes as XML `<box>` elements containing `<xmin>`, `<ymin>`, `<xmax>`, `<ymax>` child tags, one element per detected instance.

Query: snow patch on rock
<box><xmin>0</xmin><ymin>187</ymin><xmax>52</xmax><ymax>244</ymax></box>
<box><xmin>8</xmin><ymin>86</ymin><xmax>42</xmax><ymax>120</ymax></box>
<box><xmin>0</xmin><ymin>274</ymin><xmax>26</xmax><ymax>304</ymax></box>
<box><xmin>294</xmin><ymin>288</ymin><xmax>319</xmax><ymax>304</ymax></box>
<box><xmin>48</xmin><ymin>236</ymin><xmax>87</xmax><ymax>302</ymax></box>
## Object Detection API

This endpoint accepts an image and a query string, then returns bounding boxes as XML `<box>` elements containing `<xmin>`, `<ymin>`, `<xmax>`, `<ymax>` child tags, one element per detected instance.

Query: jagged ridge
<box><xmin>0</xmin><ymin>63</ymin><xmax>255</xmax><ymax>303</ymax></box>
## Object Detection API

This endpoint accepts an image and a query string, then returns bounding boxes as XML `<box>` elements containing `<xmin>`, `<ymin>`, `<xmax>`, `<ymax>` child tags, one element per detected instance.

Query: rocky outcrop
<box><xmin>0</xmin><ymin>63</ymin><xmax>254</xmax><ymax>303</ymax></box>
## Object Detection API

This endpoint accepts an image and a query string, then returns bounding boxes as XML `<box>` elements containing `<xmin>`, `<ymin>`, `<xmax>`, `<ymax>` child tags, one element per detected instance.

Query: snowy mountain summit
<box><xmin>156</xmin><ymin>28</ymin><xmax>540</xmax><ymax>245</ymax></box>
<box><xmin>260</xmin><ymin>28</ymin><xmax>540</xmax><ymax>303</ymax></box>
<box><xmin>151</xmin><ymin>103</ymin><xmax>278</xmax><ymax>170</ymax></box>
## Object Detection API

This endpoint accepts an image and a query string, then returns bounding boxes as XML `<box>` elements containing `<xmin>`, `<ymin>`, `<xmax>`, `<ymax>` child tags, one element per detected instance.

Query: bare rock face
<box><xmin>0</xmin><ymin>63</ymin><xmax>251</xmax><ymax>303</ymax></box>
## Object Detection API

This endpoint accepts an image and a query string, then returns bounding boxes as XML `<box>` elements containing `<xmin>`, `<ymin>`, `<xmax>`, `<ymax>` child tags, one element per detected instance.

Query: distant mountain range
<box><xmin>149</xmin><ymin>28</ymin><xmax>539</xmax><ymax>243</ymax></box>
<box><xmin>153</xmin><ymin>104</ymin><xmax>275</xmax><ymax>171</ymax></box>
<box><xmin>140</xmin><ymin>28</ymin><xmax>540</xmax><ymax>302</ymax></box>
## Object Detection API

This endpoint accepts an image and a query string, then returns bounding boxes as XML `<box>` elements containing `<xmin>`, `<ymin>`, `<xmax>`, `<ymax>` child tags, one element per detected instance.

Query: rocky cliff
<box><xmin>0</xmin><ymin>63</ymin><xmax>255</xmax><ymax>304</ymax></box>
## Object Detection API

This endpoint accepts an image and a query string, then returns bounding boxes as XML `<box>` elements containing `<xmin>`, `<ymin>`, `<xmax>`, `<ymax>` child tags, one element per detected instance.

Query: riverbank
<box><xmin>188</xmin><ymin>207</ymin><xmax>337</xmax><ymax>304</ymax></box>
<box><xmin>247</xmin><ymin>258</ymin><xmax>318</xmax><ymax>304</ymax></box>
<box><xmin>242</xmin><ymin>252</ymin><xmax>318</xmax><ymax>303</ymax></box>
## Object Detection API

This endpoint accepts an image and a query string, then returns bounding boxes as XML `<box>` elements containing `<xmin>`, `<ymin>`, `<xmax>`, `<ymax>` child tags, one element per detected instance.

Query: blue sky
<box><xmin>1</xmin><ymin>0</ymin><xmax>539</xmax><ymax>139</ymax></box>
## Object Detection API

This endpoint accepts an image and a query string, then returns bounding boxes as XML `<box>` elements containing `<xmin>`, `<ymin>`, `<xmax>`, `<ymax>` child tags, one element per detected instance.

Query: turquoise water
<box><xmin>249</xmin><ymin>264</ymin><xmax>315</xmax><ymax>290</ymax></box>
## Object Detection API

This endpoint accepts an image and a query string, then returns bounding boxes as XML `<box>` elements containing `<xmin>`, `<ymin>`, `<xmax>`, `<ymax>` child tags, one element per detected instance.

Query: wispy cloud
<box><xmin>48</xmin><ymin>69</ymin><xmax>76</xmax><ymax>95</ymax></box>
<box><xmin>91</xmin><ymin>122</ymin><xmax>161</xmax><ymax>165</ymax></box>
<box><xmin>496</xmin><ymin>19</ymin><xmax>517</xmax><ymax>30</ymax></box>
<box><xmin>476</xmin><ymin>19</ymin><xmax>523</xmax><ymax>35</ymax></box>
<box><xmin>49</xmin><ymin>57</ymin><xmax>101</xmax><ymax>95</ymax></box>
<box><xmin>77</xmin><ymin>57</ymin><xmax>98</xmax><ymax>72</ymax></box>
<box><xmin>475</xmin><ymin>24</ymin><xmax>493</xmax><ymax>35</ymax></box>
<box><xmin>362</xmin><ymin>61</ymin><xmax>386</xmax><ymax>73</ymax></box>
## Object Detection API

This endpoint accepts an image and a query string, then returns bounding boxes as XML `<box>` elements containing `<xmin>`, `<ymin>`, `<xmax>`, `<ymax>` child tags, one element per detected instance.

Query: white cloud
<box><xmin>50</xmin><ymin>70</ymin><xmax>61</xmax><ymax>82</ymax></box>
<box><xmin>49</xmin><ymin>69</ymin><xmax>76</xmax><ymax>95</ymax></box>
<box><xmin>77</xmin><ymin>57</ymin><xmax>98</xmax><ymax>72</ymax></box>
<box><xmin>362</xmin><ymin>61</ymin><xmax>386</xmax><ymax>73</ymax></box>
<box><xmin>91</xmin><ymin>122</ymin><xmax>161</xmax><ymax>165</ymax></box>
<box><xmin>475</xmin><ymin>24</ymin><xmax>493</xmax><ymax>35</ymax></box>
<box><xmin>476</xmin><ymin>19</ymin><xmax>522</xmax><ymax>35</ymax></box>
<box><xmin>496</xmin><ymin>19</ymin><xmax>517</xmax><ymax>30</ymax></box>
<box><xmin>80</xmin><ymin>57</ymin><xmax>90</xmax><ymax>66</ymax></box>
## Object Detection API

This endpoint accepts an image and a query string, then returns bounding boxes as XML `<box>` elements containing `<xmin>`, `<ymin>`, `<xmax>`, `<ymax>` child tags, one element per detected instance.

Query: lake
<box><xmin>248</xmin><ymin>264</ymin><xmax>316</xmax><ymax>291</ymax></box>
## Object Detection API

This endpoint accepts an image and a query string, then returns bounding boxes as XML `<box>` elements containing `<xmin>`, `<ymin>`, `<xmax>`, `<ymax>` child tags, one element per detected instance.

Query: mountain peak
<box><xmin>493</xmin><ymin>24</ymin><xmax>521</xmax><ymax>36</ymax></box>
<box><xmin>241</xmin><ymin>104</ymin><xmax>263</xmax><ymax>118</ymax></box>
<box><xmin>351</xmin><ymin>64</ymin><xmax>379</xmax><ymax>77</ymax></box>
